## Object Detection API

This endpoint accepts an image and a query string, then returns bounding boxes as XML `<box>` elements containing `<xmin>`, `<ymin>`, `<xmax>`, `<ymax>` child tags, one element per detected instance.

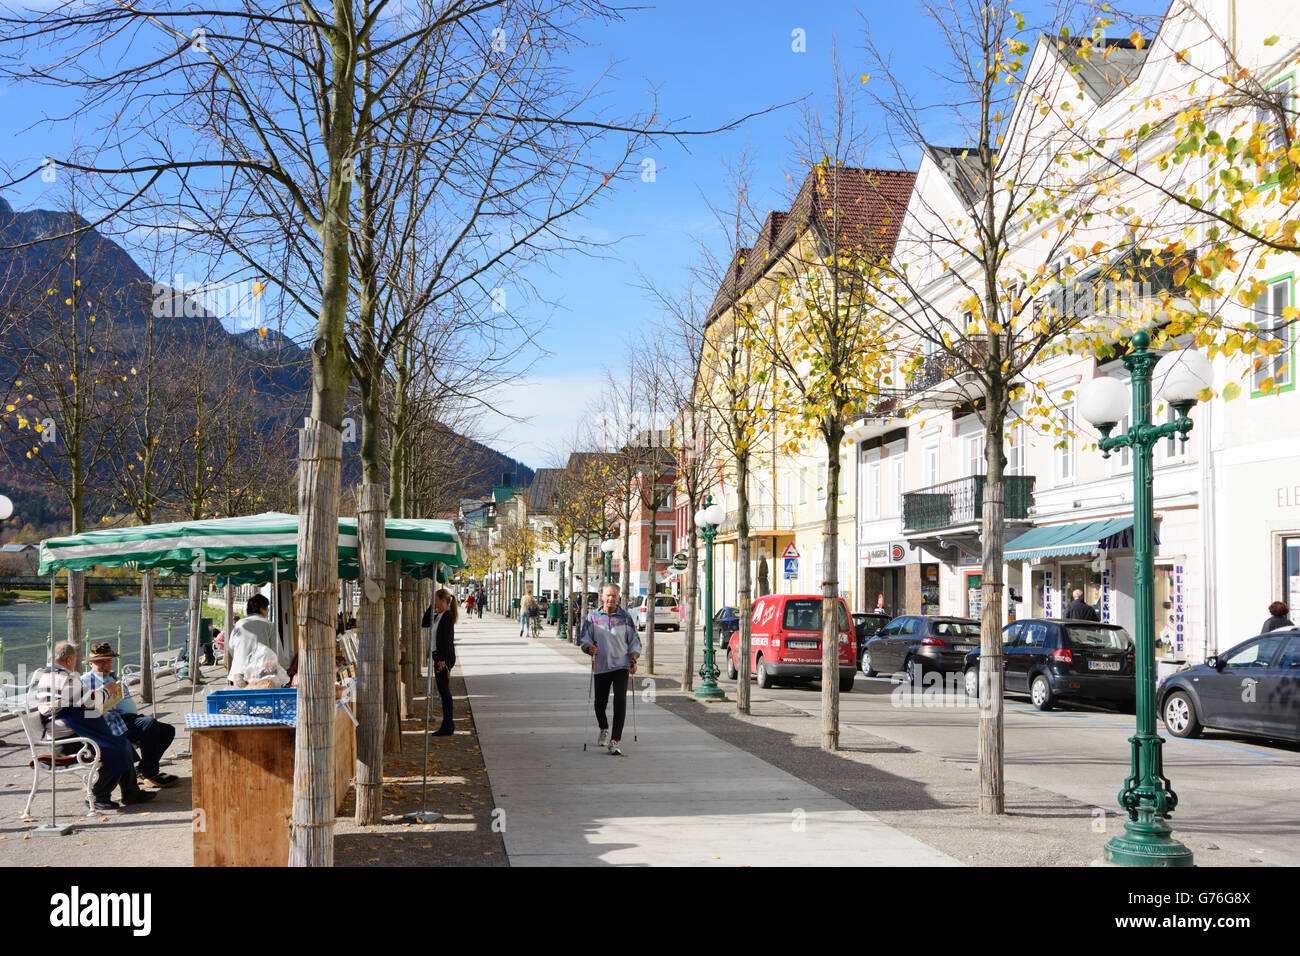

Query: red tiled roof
<box><xmin>707</xmin><ymin>166</ymin><xmax>916</xmax><ymax>325</ymax></box>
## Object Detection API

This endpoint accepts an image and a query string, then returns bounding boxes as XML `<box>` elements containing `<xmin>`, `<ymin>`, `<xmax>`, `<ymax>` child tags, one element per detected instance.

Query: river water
<box><xmin>0</xmin><ymin>597</ymin><xmax>195</xmax><ymax>680</ymax></box>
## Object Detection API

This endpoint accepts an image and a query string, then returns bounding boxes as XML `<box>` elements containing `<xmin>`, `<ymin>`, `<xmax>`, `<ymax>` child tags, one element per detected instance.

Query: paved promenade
<box><xmin>456</xmin><ymin>615</ymin><xmax>959</xmax><ymax>867</ymax></box>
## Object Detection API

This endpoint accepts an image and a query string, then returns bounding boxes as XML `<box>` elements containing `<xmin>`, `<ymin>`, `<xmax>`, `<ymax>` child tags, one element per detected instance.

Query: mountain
<box><xmin>0</xmin><ymin>196</ymin><xmax>531</xmax><ymax>535</ymax></box>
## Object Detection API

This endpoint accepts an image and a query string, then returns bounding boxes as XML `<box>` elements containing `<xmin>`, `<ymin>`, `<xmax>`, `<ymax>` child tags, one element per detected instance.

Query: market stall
<box><xmin>36</xmin><ymin>513</ymin><xmax>464</xmax><ymax>864</ymax></box>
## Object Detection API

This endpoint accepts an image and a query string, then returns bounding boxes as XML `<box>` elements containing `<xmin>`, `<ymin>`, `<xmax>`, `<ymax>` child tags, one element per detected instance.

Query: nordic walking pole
<box><xmin>630</xmin><ymin>665</ymin><xmax>637</xmax><ymax>743</ymax></box>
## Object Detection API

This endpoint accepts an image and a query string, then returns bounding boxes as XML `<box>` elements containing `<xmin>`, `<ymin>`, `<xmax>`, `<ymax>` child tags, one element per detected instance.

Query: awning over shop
<box><xmin>1004</xmin><ymin>517</ymin><xmax>1154</xmax><ymax>563</ymax></box>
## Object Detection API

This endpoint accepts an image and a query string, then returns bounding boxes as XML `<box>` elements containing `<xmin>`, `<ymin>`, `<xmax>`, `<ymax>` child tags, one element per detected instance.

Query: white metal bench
<box><xmin>17</xmin><ymin>709</ymin><xmax>102</xmax><ymax>816</ymax></box>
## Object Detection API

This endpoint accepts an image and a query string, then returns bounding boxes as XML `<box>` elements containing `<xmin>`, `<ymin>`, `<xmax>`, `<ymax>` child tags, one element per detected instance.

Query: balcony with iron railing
<box><xmin>901</xmin><ymin>475</ymin><xmax>1035</xmax><ymax>533</ymax></box>
<box><xmin>716</xmin><ymin>503</ymin><xmax>795</xmax><ymax>537</ymax></box>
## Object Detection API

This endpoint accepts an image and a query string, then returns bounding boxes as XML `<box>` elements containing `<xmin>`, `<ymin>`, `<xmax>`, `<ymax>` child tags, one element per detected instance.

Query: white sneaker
<box><xmin>597</xmin><ymin>729</ymin><xmax>609</xmax><ymax>748</ymax></box>
<box><xmin>607</xmin><ymin>739</ymin><xmax>623</xmax><ymax>756</ymax></box>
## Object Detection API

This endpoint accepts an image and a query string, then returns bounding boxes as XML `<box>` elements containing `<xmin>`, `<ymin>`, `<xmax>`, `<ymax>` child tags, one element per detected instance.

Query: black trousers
<box><xmin>123</xmin><ymin>713</ymin><xmax>176</xmax><ymax>779</ymax></box>
<box><xmin>434</xmin><ymin>667</ymin><xmax>454</xmax><ymax>728</ymax></box>
<box><xmin>593</xmin><ymin>668</ymin><xmax>629</xmax><ymax>740</ymax></box>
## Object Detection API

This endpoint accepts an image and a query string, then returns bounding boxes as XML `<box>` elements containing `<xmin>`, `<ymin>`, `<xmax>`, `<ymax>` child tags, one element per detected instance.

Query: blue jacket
<box><xmin>579</xmin><ymin>607</ymin><xmax>642</xmax><ymax>675</ymax></box>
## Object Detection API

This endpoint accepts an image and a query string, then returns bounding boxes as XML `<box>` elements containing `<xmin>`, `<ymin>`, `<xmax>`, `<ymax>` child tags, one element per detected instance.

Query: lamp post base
<box><xmin>694</xmin><ymin>683</ymin><xmax>726</xmax><ymax>701</ymax></box>
<box><xmin>1103</xmin><ymin>821</ymin><xmax>1194</xmax><ymax>867</ymax></box>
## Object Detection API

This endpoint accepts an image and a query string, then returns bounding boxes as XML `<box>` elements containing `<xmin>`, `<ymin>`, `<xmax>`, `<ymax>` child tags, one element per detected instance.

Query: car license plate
<box><xmin>787</xmin><ymin>640</ymin><xmax>817</xmax><ymax>649</ymax></box>
<box><xmin>956</xmin><ymin>645</ymin><xmax>975</xmax><ymax>652</ymax></box>
<box><xmin>1088</xmin><ymin>660</ymin><xmax>1120</xmax><ymax>671</ymax></box>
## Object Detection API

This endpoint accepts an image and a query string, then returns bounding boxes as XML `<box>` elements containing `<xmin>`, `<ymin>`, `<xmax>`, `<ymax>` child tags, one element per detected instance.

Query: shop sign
<box><xmin>1173</xmin><ymin>564</ymin><xmax>1186</xmax><ymax>656</ymax></box>
<box><xmin>862</xmin><ymin>542</ymin><xmax>907</xmax><ymax>566</ymax></box>
<box><xmin>1043</xmin><ymin>569</ymin><xmax>1055</xmax><ymax>618</ymax></box>
<box><xmin>1100</xmin><ymin>566</ymin><xmax>1112</xmax><ymax>623</ymax></box>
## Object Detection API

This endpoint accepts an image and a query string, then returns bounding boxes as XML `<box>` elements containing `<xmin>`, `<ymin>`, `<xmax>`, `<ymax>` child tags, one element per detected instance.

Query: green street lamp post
<box><xmin>694</xmin><ymin>495</ymin><xmax>726</xmax><ymax>701</ymax></box>
<box><xmin>557</xmin><ymin>559</ymin><xmax>568</xmax><ymax>640</ymax></box>
<box><xmin>601</xmin><ymin>538</ymin><xmax>617</xmax><ymax>591</ymax></box>
<box><xmin>1079</xmin><ymin>330</ymin><xmax>1212</xmax><ymax>867</ymax></box>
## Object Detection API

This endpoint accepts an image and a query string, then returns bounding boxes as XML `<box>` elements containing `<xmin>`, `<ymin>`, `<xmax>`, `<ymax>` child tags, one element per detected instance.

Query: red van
<box><xmin>725</xmin><ymin>594</ymin><xmax>856</xmax><ymax>692</ymax></box>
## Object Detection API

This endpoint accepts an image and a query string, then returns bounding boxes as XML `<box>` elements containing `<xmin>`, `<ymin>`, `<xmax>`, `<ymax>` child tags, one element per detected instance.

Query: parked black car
<box><xmin>853</xmin><ymin>612</ymin><xmax>892</xmax><ymax>674</ymax></box>
<box><xmin>713</xmin><ymin>606</ymin><xmax>741</xmax><ymax>648</ymax></box>
<box><xmin>863</xmin><ymin>615</ymin><xmax>981</xmax><ymax>682</ymax></box>
<box><xmin>1157</xmin><ymin>627</ymin><xmax>1300</xmax><ymax>742</ymax></box>
<box><xmin>963</xmin><ymin>619</ymin><xmax>1135</xmax><ymax>711</ymax></box>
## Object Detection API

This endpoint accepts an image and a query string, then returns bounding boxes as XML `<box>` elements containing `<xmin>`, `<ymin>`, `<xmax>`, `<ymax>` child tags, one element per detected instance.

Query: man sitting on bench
<box><xmin>82</xmin><ymin>641</ymin><xmax>179</xmax><ymax>788</ymax></box>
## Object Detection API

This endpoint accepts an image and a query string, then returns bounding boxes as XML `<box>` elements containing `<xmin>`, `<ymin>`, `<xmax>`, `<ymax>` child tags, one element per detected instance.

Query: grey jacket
<box><xmin>579</xmin><ymin>607</ymin><xmax>642</xmax><ymax>675</ymax></box>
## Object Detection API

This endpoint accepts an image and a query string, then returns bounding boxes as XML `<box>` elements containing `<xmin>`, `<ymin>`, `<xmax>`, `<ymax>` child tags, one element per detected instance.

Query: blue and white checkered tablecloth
<box><xmin>185</xmin><ymin>713</ymin><xmax>296</xmax><ymax>729</ymax></box>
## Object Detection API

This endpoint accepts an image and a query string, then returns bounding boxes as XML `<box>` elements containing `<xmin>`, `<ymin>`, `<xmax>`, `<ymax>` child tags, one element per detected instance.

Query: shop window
<box><xmin>1284</xmin><ymin>535</ymin><xmax>1300</xmax><ymax>614</ymax></box>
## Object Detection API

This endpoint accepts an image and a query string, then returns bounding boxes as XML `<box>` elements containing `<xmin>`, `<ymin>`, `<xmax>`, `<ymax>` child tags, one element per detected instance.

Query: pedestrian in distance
<box><xmin>579</xmin><ymin>583</ymin><xmax>641</xmax><ymax>756</ymax></box>
<box><xmin>422</xmin><ymin>588</ymin><xmax>458</xmax><ymax>736</ymax></box>
<box><xmin>1261</xmin><ymin>601</ymin><xmax>1294</xmax><ymax>633</ymax></box>
<box><xmin>1063</xmin><ymin>588</ymin><xmax>1100</xmax><ymax>622</ymax></box>
<box><xmin>520</xmin><ymin>587</ymin><xmax>539</xmax><ymax>637</ymax></box>
<box><xmin>476</xmin><ymin>589</ymin><xmax>485</xmax><ymax>619</ymax></box>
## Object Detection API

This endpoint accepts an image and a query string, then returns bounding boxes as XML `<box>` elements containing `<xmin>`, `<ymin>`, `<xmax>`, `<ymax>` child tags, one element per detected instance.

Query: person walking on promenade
<box><xmin>1262</xmin><ymin>601</ymin><xmax>1294</xmax><ymax>633</ymax></box>
<box><xmin>476</xmin><ymin>589</ymin><xmax>485</xmax><ymax>619</ymax></box>
<box><xmin>579</xmin><ymin>583</ymin><xmax>640</xmax><ymax>756</ymax></box>
<box><xmin>422</xmin><ymin>588</ymin><xmax>458</xmax><ymax>736</ymax></box>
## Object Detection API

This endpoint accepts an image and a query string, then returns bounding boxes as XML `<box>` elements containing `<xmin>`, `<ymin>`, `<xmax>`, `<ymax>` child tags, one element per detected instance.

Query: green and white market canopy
<box><xmin>39</xmin><ymin>512</ymin><xmax>463</xmax><ymax>582</ymax></box>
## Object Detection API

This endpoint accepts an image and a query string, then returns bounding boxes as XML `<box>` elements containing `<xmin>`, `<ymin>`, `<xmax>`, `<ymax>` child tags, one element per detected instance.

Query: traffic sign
<box><xmin>783</xmin><ymin>556</ymin><xmax>799</xmax><ymax>580</ymax></box>
<box><xmin>782</xmin><ymin>543</ymin><xmax>800</xmax><ymax>559</ymax></box>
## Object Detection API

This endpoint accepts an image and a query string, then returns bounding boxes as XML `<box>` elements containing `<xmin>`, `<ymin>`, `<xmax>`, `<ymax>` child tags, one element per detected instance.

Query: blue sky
<box><xmin>0</xmin><ymin>0</ymin><xmax>1166</xmax><ymax>470</ymax></box>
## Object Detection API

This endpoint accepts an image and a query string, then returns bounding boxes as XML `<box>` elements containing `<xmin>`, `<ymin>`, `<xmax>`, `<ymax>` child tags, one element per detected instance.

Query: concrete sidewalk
<box><xmin>456</xmin><ymin>615</ymin><xmax>959</xmax><ymax>866</ymax></box>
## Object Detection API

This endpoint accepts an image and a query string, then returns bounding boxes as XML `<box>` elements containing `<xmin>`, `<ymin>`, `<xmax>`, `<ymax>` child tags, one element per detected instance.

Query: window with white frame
<box><xmin>655</xmin><ymin>531</ymin><xmax>672</xmax><ymax>562</ymax></box>
<box><xmin>1006</xmin><ymin>421</ymin><xmax>1025</xmax><ymax>476</ymax></box>
<box><xmin>548</xmin><ymin>559</ymin><xmax>559</xmax><ymax>572</ymax></box>
<box><xmin>1154</xmin><ymin>403</ymin><xmax>1187</xmax><ymax>464</ymax></box>
<box><xmin>1253</xmin><ymin>277</ymin><xmax>1293</xmax><ymax>394</ymax></box>
<box><xmin>966</xmin><ymin>434</ymin><xmax>985</xmax><ymax>477</ymax></box>
<box><xmin>1056</xmin><ymin>399</ymin><xmax>1077</xmax><ymax>484</ymax></box>
<box><xmin>923</xmin><ymin>442</ymin><xmax>940</xmax><ymax>487</ymax></box>
<box><xmin>890</xmin><ymin>454</ymin><xmax>905</xmax><ymax>517</ymax></box>
<box><xmin>1108</xmin><ymin>412</ymin><xmax>1132</xmax><ymax>473</ymax></box>
<box><xmin>817</xmin><ymin>462</ymin><xmax>827</xmax><ymax>501</ymax></box>
<box><xmin>866</xmin><ymin>459</ymin><xmax>882</xmax><ymax>520</ymax></box>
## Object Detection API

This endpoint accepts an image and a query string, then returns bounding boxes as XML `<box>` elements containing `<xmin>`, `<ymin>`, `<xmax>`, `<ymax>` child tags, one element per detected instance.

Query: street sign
<box><xmin>783</xmin><ymin>556</ymin><xmax>798</xmax><ymax>580</ymax></box>
<box><xmin>782</xmin><ymin>543</ymin><xmax>800</xmax><ymax>559</ymax></box>
<box><xmin>671</xmin><ymin>551</ymin><xmax>689</xmax><ymax>571</ymax></box>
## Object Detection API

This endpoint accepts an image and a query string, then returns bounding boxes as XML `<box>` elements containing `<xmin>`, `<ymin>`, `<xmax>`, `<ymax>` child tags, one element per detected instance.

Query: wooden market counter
<box><xmin>191</xmin><ymin>705</ymin><xmax>356</xmax><ymax>867</ymax></box>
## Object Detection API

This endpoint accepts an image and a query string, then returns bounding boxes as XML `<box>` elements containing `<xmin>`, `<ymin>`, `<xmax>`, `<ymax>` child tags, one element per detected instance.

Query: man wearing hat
<box><xmin>82</xmin><ymin>642</ymin><xmax>179</xmax><ymax>787</ymax></box>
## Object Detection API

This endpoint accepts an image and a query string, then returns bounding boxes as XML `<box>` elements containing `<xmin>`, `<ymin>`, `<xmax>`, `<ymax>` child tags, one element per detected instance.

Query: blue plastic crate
<box><xmin>205</xmin><ymin>688</ymin><xmax>297</xmax><ymax>722</ymax></box>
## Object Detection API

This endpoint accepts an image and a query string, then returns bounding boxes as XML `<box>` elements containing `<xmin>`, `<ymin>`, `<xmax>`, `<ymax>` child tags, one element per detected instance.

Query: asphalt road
<box><xmin>633</xmin><ymin>624</ymin><xmax>1300</xmax><ymax>866</ymax></box>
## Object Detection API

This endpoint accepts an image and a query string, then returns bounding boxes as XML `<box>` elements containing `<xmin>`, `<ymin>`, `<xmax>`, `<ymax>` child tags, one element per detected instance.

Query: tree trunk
<box><xmin>138</xmin><ymin>571</ymin><xmax>155</xmax><ymax>704</ymax></box>
<box><xmin>383</xmin><ymin>560</ymin><xmax>401</xmax><ymax>752</ymax></box>
<box><xmin>222</xmin><ymin>581</ymin><xmax>234</xmax><ymax>678</ymax></box>
<box><xmin>978</xmin><ymin>379</ymin><xmax>1009</xmax><ymax>815</ymax></box>
<box><xmin>66</xmin><ymin>571</ymin><xmax>84</xmax><ymax>647</ymax></box>
<box><xmin>821</xmin><ymin>433</ymin><xmax>843</xmax><ymax>752</ymax></box>
<box><xmin>289</xmin><ymin>419</ymin><xmax>342</xmax><ymax>867</ymax></box>
<box><xmin>355</xmin><ymin>481</ymin><xmax>387</xmax><ymax>824</ymax></box>
<box><xmin>682</xmin><ymin>496</ymin><xmax>699</xmax><ymax>691</ymax></box>
<box><xmin>735</xmin><ymin>454</ymin><xmax>753</xmax><ymax>714</ymax></box>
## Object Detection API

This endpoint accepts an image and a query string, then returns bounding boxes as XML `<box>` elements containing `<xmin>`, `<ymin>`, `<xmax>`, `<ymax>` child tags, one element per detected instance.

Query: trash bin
<box><xmin>548</xmin><ymin>602</ymin><xmax>559</xmax><ymax>624</ymax></box>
